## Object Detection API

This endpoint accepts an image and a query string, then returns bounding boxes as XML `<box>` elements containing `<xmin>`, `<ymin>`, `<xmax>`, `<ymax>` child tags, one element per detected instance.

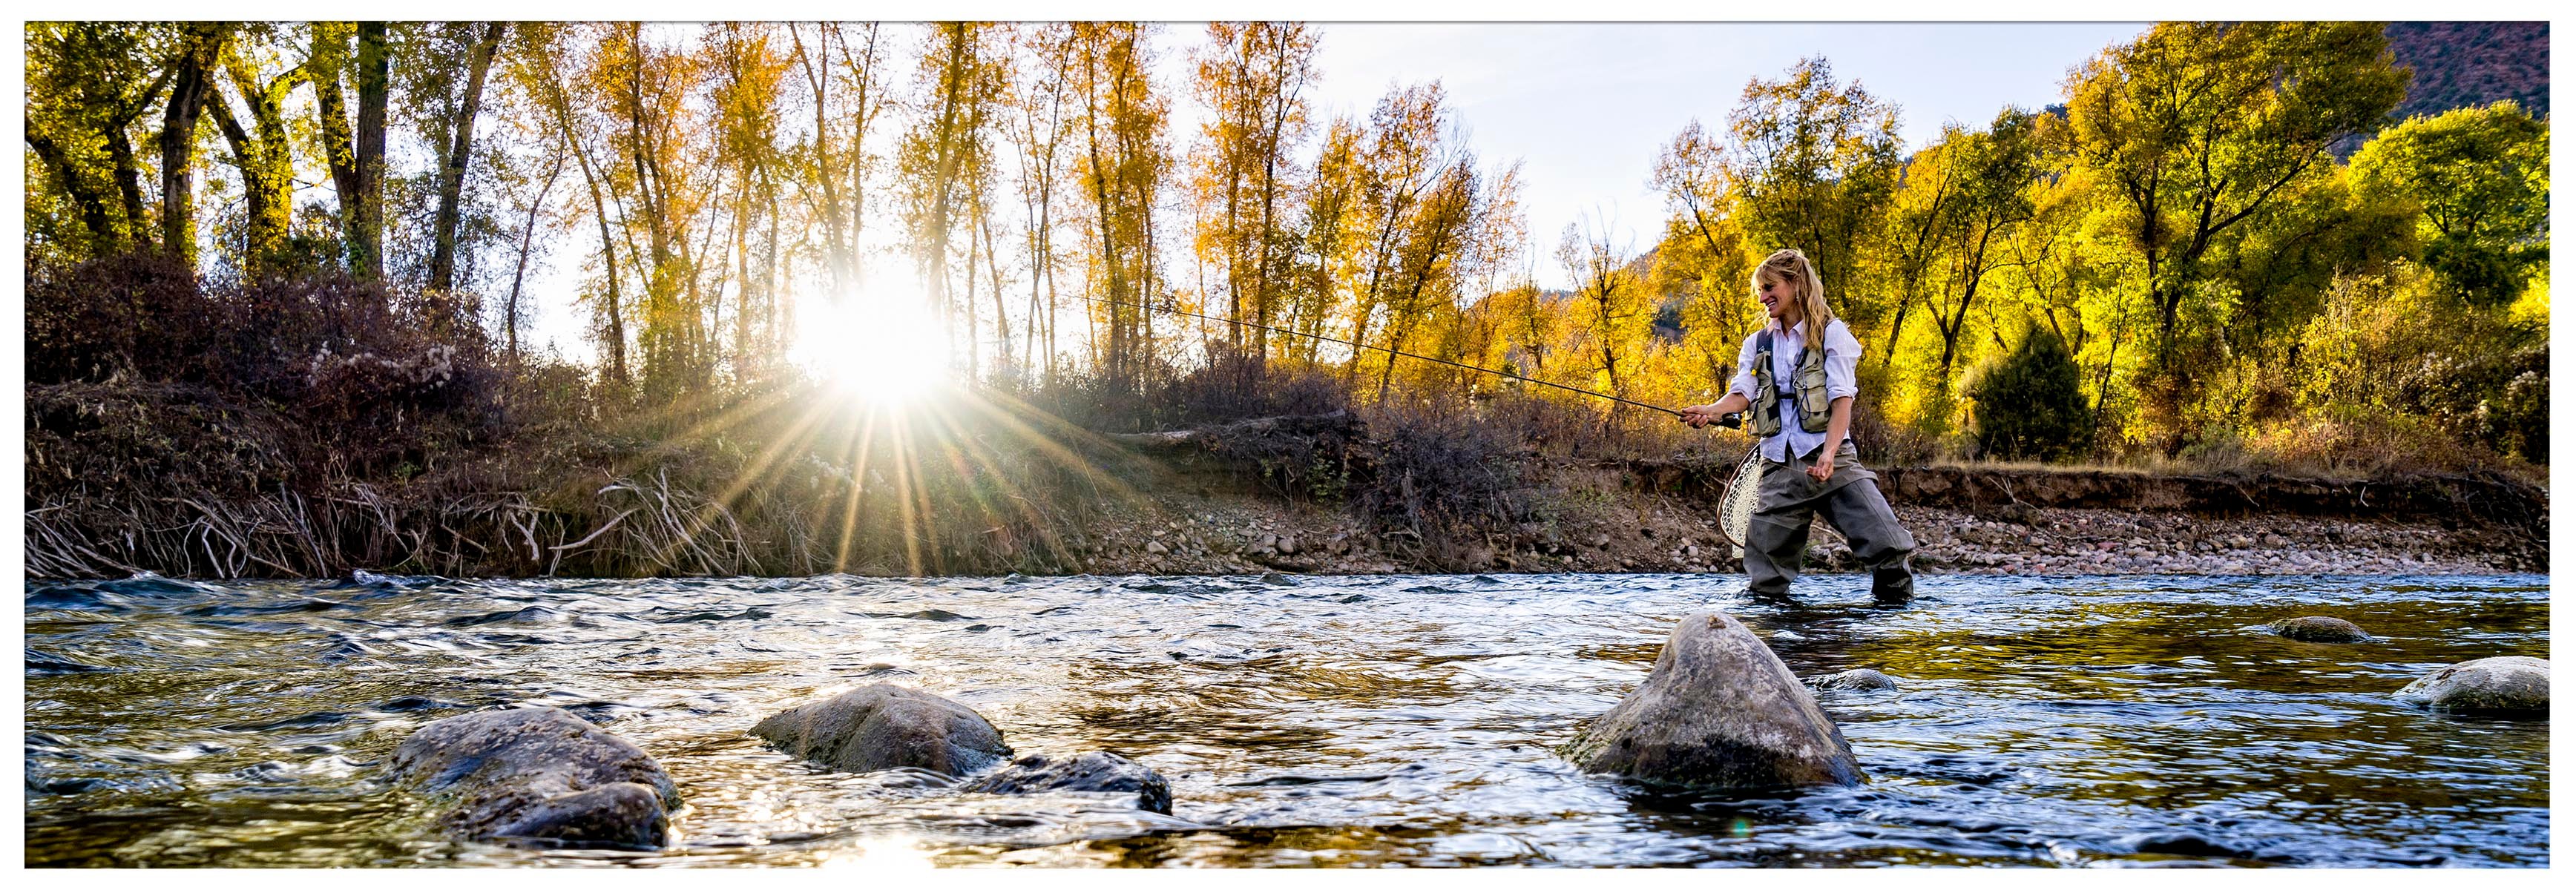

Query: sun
<box><xmin>792</xmin><ymin>278</ymin><xmax>953</xmax><ymax>406</ymax></box>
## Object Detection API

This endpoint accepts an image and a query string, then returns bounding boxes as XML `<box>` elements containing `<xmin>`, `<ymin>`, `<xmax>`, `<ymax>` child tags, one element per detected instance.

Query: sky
<box><xmin>525</xmin><ymin>21</ymin><xmax>2152</xmax><ymax>364</ymax></box>
<box><xmin>1297</xmin><ymin>22</ymin><xmax>2150</xmax><ymax>286</ymax></box>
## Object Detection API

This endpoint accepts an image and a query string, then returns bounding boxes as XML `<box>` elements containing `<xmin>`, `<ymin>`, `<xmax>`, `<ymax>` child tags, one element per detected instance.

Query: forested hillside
<box><xmin>2386</xmin><ymin>21</ymin><xmax>2549</xmax><ymax>121</ymax></box>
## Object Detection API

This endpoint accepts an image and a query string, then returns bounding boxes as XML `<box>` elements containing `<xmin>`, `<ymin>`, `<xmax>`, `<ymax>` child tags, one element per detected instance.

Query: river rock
<box><xmin>387</xmin><ymin>707</ymin><xmax>680</xmax><ymax>848</ymax></box>
<box><xmin>751</xmin><ymin>684</ymin><xmax>1012</xmax><ymax>775</ymax></box>
<box><xmin>2394</xmin><ymin>656</ymin><xmax>2549</xmax><ymax>714</ymax></box>
<box><xmin>956</xmin><ymin>751</ymin><xmax>1173</xmax><ymax>814</ymax></box>
<box><xmin>1561</xmin><ymin>611</ymin><xmax>1865</xmax><ymax>789</ymax></box>
<box><xmin>1816</xmin><ymin>668</ymin><xmax>1899</xmax><ymax>691</ymax></box>
<box><xmin>2268</xmin><ymin>616</ymin><xmax>2370</xmax><ymax>643</ymax></box>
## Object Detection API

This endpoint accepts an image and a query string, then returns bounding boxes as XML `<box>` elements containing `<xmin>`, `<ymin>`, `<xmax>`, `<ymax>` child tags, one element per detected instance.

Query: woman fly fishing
<box><xmin>1680</xmin><ymin>248</ymin><xmax>1918</xmax><ymax>604</ymax></box>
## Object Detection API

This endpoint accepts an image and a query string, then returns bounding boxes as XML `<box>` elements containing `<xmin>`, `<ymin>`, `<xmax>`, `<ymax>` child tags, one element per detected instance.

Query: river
<box><xmin>24</xmin><ymin>570</ymin><xmax>2551</xmax><ymax>867</ymax></box>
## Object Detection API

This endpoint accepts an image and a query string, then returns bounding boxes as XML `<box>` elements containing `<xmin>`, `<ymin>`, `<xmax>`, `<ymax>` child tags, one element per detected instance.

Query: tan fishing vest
<box><xmin>1749</xmin><ymin>326</ymin><xmax>1832</xmax><ymax>438</ymax></box>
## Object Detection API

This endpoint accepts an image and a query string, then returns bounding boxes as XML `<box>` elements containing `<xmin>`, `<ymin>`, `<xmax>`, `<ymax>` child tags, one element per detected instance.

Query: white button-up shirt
<box><xmin>1726</xmin><ymin>317</ymin><xmax>1862</xmax><ymax>462</ymax></box>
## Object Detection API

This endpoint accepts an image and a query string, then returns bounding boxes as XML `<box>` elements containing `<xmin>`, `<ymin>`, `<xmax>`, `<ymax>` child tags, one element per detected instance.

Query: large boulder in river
<box><xmin>957</xmin><ymin>751</ymin><xmax>1173</xmax><ymax>814</ymax></box>
<box><xmin>387</xmin><ymin>707</ymin><xmax>680</xmax><ymax>848</ymax></box>
<box><xmin>1561</xmin><ymin>612</ymin><xmax>1865</xmax><ymax>789</ymax></box>
<box><xmin>751</xmin><ymin>684</ymin><xmax>1012</xmax><ymax>775</ymax></box>
<box><xmin>2395</xmin><ymin>656</ymin><xmax>2549</xmax><ymax>714</ymax></box>
<box><xmin>2269</xmin><ymin>616</ymin><xmax>2370</xmax><ymax>643</ymax></box>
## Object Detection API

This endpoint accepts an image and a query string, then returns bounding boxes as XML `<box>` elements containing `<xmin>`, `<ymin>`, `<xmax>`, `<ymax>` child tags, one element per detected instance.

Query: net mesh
<box><xmin>1719</xmin><ymin>446</ymin><xmax>1763</xmax><ymax>558</ymax></box>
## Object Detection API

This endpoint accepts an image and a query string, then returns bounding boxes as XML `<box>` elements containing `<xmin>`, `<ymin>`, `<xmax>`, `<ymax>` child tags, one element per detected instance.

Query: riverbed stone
<box><xmin>956</xmin><ymin>751</ymin><xmax>1172</xmax><ymax>814</ymax></box>
<box><xmin>387</xmin><ymin>706</ymin><xmax>680</xmax><ymax>848</ymax></box>
<box><xmin>2268</xmin><ymin>616</ymin><xmax>2370</xmax><ymax>643</ymax></box>
<box><xmin>1816</xmin><ymin>668</ymin><xmax>1899</xmax><ymax>691</ymax></box>
<box><xmin>751</xmin><ymin>684</ymin><xmax>1012</xmax><ymax>775</ymax></box>
<box><xmin>1561</xmin><ymin>611</ymin><xmax>1865</xmax><ymax>789</ymax></box>
<box><xmin>2394</xmin><ymin>656</ymin><xmax>2549</xmax><ymax>714</ymax></box>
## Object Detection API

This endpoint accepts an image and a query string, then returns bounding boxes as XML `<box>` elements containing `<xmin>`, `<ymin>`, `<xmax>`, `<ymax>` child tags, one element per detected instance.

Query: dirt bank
<box><xmin>1063</xmin><ymin>420</ymin><xmax>2546</xmax><ymax>578</ymax></box>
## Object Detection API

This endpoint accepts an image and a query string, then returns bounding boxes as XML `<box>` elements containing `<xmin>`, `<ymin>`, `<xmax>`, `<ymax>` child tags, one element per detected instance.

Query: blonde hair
<box><xmin>1752</xmin><ymin>248</ymin><xmax>1835</xmax><ymax>332</ymax></box>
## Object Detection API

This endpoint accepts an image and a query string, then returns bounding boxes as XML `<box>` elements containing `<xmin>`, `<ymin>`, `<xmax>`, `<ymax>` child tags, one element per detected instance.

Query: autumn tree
<box><xmin>1649</xmin><ymin>119</ymin><xmax>1761</xmax><ymax>392</ymax></box>
<box><xmin>2347</xmin><ymin>101</ymin><xmax>2551</xmax><ymax>308</ymax></box>
<box><xmin>1919</xmin><ymin>108</ymin><xmax>2044</xmax><ymax>390</ymax></box>
<box><xmin>1723</xmin><ymin>57</ymin><xmax>1904</xmax><ymax>353</ymax></box>
<box><xmin>1002</xmin><ymin>24</ymin><xmax>1078</xmax><ymax>381</ymax></box>
<box><xmin>1068</xmin><ymin>22</ymin><xmax>1170</xmax><ymax>388</ymax></box>
<box><xmin>1187</xmin><ymin>22</ymin><xmax>1319</xmax><ymax>359</ymax></box>
<box><xmin>1557</xmin><ymin>215</ymin><xmax>1650</xmax><ymax>404</ymax></box>
<box><xmin>2063</xmin><ymin>22</ymin><xmax>2405</xmax><ymax>435</ymax></box>
<box><xmin>24</xmin><ymin>22</ymin><xmax>174</xmax><ymax>263</ymax></box>
<box><xmin>786</xmin><ymin>23</ymin><xmax>893</xmax><ymax>300</ymax></box>
<box><xmin>308</xmin><ymin>22</ymin><xmax>392</xmax><ymax>280</ymax></box>
<box><xmin>422</xmin><ymin>22</ymin><xmax>509</xmax><ymax>295</ymax></box>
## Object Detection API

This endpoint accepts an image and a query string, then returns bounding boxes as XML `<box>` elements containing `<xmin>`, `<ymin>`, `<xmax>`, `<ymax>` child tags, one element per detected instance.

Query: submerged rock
<box><xmin>1561</xmin><ymin>611</ymin><xmax>1864</xmax><ymax>790</ymax></box>
<box><xmin>957</xmin><ymin>751</ymin><xmax>1173</xmax><ymax>814</ymax></box>
<box><xmin>387</xmin><ymin>707</ymin><xmax>680</xmax><ymax>848</ymax></box>
<box><xmin>2269</xmin><ymin>616</ymin><xmax>2370</xmax><ymax>643</ymax></box>
<box><xmin>2395</xmin><ymin>656</ymin><xmax>2549</xmax><ymax>714</ymax></box>
<box><xmin>1816</xmin><ymin>668</ymin><xmax>1899</xmax><ymax>691</ymax></box>
<box><xmin>751</xmin><ymin>684</ymin><xmax>1012</xmax><ymax>775</ymax></box>
<box><xmin>2119</xmin><ymin>830</ymin><xmax>2266</xmax><ymax>860</ymax></box>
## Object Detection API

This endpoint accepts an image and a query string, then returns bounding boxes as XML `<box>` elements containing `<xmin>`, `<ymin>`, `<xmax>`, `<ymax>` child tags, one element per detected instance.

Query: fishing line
<box><xmin>1065</xmin><ymin>293</ymin><xmax>1688</xmax><ymax>417</ymax></box>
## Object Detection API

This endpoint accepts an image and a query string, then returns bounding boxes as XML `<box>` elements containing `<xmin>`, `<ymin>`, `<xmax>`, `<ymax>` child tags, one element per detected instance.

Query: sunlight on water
<box><xmin>23</xmin><ymin>571</ymin><xmax>2551</xmax><ymax>868</ymax></box>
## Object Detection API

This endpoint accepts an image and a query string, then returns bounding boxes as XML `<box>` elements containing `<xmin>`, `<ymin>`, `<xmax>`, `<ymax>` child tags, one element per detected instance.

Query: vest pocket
<box><xmin>1794</xmin><ymin>349</ymin><xmax>1831</xmax><ymax>432</ymax></box>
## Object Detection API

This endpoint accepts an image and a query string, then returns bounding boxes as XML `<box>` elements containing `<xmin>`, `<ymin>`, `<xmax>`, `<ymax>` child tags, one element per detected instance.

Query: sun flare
<box><xmin>793</xmin><ymin>279</ymin><xmax>953</xmax><ymax>406</ymax></box>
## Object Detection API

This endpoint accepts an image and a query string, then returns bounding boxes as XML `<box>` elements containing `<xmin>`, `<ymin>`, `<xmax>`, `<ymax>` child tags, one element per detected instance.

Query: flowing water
<box><xmin>24</xmin><ymin>570</ymin><xmax>2550</xmax><ymax>868</ymax></box>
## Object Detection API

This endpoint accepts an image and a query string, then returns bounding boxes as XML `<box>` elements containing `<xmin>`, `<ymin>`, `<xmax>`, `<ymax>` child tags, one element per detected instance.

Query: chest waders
<box><xmin>1721</xmin><ymin>329</ymin><xmax>1835</xmax><ymax>558</ymax></box>
<box><xmin>1730</xmin><ymin>326</ymin><xmax>1918</xmax><ymax>604</ymax></box>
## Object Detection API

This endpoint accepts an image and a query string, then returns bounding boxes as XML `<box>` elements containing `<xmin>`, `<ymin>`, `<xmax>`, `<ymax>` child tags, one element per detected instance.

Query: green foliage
<box><xmin>1965</xmin><ymin>328</ymin><xmax>2091</xmax><ymax>462</ymax></box>
<box><xmin>1723</xmin><ymin>57</ymin><xmax>1905</xmax><ymax>338</ymax></box>
<box><xmin>2347</xmin><ymin>102</ymin><xmax>2550</xmax><ymax>308</ymax></box>
<box><xmin>2064</xmin><ymin>22</ymin><xmax>2409</xmax><ymax>430</ymax></box>
<box><xmin>2290</xmin><ymin>267</ymin><xmax>2546</xmax><ymax>463</ymax></box>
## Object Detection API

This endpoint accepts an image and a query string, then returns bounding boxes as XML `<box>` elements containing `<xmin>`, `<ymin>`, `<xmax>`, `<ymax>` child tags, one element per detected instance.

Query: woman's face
<box><xmin>1758</xmin><ymin>274</ymin><xmax>1800</xmax><ymax>323</ymax></box>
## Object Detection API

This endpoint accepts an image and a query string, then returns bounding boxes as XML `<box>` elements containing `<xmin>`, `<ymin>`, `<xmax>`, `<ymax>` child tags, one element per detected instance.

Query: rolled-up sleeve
<box><xmin>1824</xmin><ymin>321</ymin><xmax>1860</xmax><ymax>400</ymax></box>
<box><xmin>1727</xmin><ymin>331</ymin><xmax>1761</xmax><ymax>401</ymax></box>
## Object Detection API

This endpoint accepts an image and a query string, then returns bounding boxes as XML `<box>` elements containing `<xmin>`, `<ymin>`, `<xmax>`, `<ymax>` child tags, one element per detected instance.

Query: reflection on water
<box><xmin>24</xmin><ymin>570</ymin><xmax>2550</xmax><ymax>867</ymax></box>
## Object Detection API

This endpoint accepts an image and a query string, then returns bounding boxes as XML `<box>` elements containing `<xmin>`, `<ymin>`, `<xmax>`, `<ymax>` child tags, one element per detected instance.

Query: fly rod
<box><xmin>1068</xmin><ymin>293</ymin><xmax>1689</xmax><ymax>418</ymax></box>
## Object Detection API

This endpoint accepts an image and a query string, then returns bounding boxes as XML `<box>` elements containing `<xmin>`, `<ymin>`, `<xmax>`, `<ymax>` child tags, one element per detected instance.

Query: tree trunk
<box><xmin>505</xmin><ymin>150</ymin><xmax>565</xmax><ymax>368</ymax></box>
<box><xmin>352</xmin><ymin>22</ymin><xmax>389</xmax><ymax>280</ymax></box>
<box><xmin>25</xmin><ymin>134</ymin><xmax>119</xmax><ymax>249</ymax></box>
<box><xmin>158</xmin><ymin>23</ymin><xmax>223</xmax><ymax>267</ymax></box>
<box><xmin>430</xmin><ymin>22</ymin><xmax>507</xmax><ymax>293</ymax></box>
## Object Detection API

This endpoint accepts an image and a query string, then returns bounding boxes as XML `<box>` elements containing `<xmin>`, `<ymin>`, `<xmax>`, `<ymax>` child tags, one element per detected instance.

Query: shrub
<box><xmin>1965</xmin><ymin>328</ymin><xmax>2092</xmax><ymax>462</ymax></box>
<box><xmin>25</xmin><ymin>251</ymin><xmax>502</xmax><ymax>482</ymax></box>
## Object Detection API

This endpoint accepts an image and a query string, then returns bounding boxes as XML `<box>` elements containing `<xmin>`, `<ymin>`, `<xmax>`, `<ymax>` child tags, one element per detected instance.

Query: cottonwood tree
<box><xmin>2347</xmin><ymin>101</ymin><xmax>2551</xmax><ymax>308</ymax></box>
<box><xmin>1187</xmin><ymin>22</ymin><xmax>1319</xmax><ymax>360</ymax></box>
<box><xmin>1003</xmin><ymin>23</ymin><xmax>1078</xmax><ymax>382</ymax></box>
<box><xmin>2063</xmin><ymin>21</ymin><xmax>2405</xmax><ymax>436</ymax></box>
<box><xmin>24</xmin><ymin>22</ymin><xmax>176</xmax><ymax>263</ymax></box>
<box><xmin>896</xmin><ymin>22</ymin><xmax>1008</xmax><ymax>378</ymax></box>
<box><xmin>786</xmin><ymin>22</ymin><xmax>893</xmax><ymax>301</ymax></box>
<box><xmin>309</xmin><ymin>22</ymin><xmax>392</xmax><ymax>280</ymax></box>
<box><xmin>1722</xmin><ymin>57</ymin><xmax>1904</xmax><ymax>355</ymax></box>
<box><xmin>1068</xmin><ymin>22</ymin><xmax>1170</xmax><ymax>388</ymax></box>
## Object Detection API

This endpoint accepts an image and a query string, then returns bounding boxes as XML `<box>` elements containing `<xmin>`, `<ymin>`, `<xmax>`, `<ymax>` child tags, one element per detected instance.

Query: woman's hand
<box><xmin>1680</xmin><ymin>395</ymin><xmax>1747</xmax><ymax>429</ymax></box>
<box><xmin>1807</xmin><ymin>450</ymin><xmax>1837</xmax><ymax>482</ymax></box>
